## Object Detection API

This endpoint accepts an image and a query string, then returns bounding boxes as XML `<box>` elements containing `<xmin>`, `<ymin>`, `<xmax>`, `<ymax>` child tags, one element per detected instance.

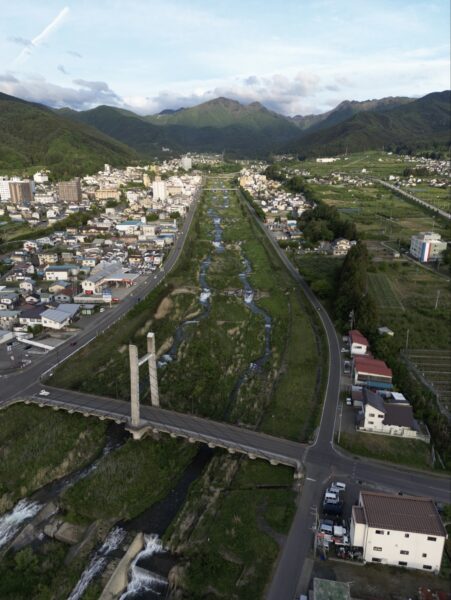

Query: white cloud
<box><xmin>0</xmin><ymin>74</ymin><xmax>122</xmax><ymax>110</ymax></box>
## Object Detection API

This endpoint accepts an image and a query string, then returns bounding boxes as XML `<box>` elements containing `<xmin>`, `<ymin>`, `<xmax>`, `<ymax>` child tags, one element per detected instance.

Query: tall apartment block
<box><xmin>57</xmin><ymin>178</ymin><xmax>82</xmax><ymax>202</ymax></box>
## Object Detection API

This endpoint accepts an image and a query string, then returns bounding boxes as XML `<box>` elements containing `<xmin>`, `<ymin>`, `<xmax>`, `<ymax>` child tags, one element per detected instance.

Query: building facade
<box><xmin>410</xmin><ymin>232</ymin><xmax>447</xmax><ymax>263</ymax></box>
<box><xmin>351</xmin><ymin>491</ymin><xmax>446</xmax><ymax>573</ymax></box>
<box><xmin>57</xmin><ymin>178</ymin><xmax>82</xmax><ymax>203</ymax></box>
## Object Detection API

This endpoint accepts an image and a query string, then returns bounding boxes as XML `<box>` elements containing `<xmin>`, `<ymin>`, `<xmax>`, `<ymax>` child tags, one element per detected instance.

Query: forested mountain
<box><xmin>0</xmin><ymin>92</ymin><xmax>137</xmax><ymax>177</ymax></box>
<box><xmin>284</xmin><ymin>91</ymin><xmax>450</xmax><ymax>156</ymax></box>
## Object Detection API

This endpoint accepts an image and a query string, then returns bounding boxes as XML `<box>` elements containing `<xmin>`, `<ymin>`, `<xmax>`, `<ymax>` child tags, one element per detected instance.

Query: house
<box><xmin>44</xmin><ymin>264</ymin><xmax>79</xmax><ymax>281</ymax></box>
<box><xmin>0</xmin><ymin>310</ymin><xmax>20</xmax><ymax>330</ymax></box>
<box><xmin>350</xmin><ymin>491</ymin><xmax>446</xmax><ymax>573</ymax></box>
<box><xmin>38</xmin><ymin>252</ymin><xmax>59</xmax><ymax>266</ymax></box>
<box><xmin>353</xmin><ymin>355</ymin><xmax>393</xmax><ymax>390</ymax></box>
<box><xmin>19</xmin><ymin>278</ymin><xmax>35</xmax><ymax>293</ymax></box>
<box><xmin>54</xmin><ymin>287</ymin><xmax>75</xmax><ymax>303</ymax></box>
<box><xmin>41</xmin><ymin>304</ymin><xmax>79</xmax><ymax>330</ymax></box>
<box><xmin>0</xmin><ymin>291</ymin><xmax>20</xmax><ymax>308</ymax></box>
<box><xmin>19</xmin><ymin>306</ymin><xmax>47</xmax><ymax>327</ymax></box>
<box><xmin>358</xmin><ymin>388</ymin><xmax>422</xmax><ymax>439</ymax></box>
<box><xmin>49</xmin><ymin>281</ymin><xmax>69</xmax><ymax>293</ymax></box>
<box><xmin>349</xmin><ymin>330</ymin><xmax>369</xmax><ymax>356</ymax></box>
<box><xmin>331</xmin><ymin>238</ymin><xmax>352</xmax><ymax>256</ymax></box>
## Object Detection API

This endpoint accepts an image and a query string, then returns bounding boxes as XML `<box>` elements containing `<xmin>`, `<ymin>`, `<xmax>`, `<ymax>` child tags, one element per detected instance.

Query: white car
<box><xmin>332</xmin><ymin>481</ymin><xmax>347</xmax><ymax>492</ymax></box>
<box><xmin>39</xmin><ymin>389</ymin><xmax>50</xmax><ymax>397</ymax></box>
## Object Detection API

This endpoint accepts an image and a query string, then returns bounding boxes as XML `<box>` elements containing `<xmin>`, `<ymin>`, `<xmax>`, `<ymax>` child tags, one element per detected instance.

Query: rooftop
<box><xmin>360</xmin><ymin>491</ymin><xmax>446</xmax><ymax>536</ymax></box>
<box><xmin>354</xmin><ymin>355</ymin><xmax>392</xmax><ymax>378</ymax></box>
<box><xmin>349</xmin><ymin>329</ymin><xmax>369</xmax><ymax>347</ymax></box>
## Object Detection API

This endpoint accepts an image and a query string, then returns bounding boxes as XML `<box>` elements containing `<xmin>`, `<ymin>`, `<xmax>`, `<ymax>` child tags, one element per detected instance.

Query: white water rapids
<box><xmin>67</xmin><ymin>526</ymin><xmax>126</xmax><ymax>600</ymax></box>
<box><xmin>119</xmin><ymin>534</ymin><xmax>167</xmax><ymax>599</ymax></box>
<box><xmin>0</xmin><ymin>499</ymin><xmax>42</xmax><ymax>549</ymax></box>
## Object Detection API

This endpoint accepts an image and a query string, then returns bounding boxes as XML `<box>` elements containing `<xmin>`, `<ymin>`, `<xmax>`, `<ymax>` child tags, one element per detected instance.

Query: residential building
<box><xmin>10</xmin><ymin>181</ymin><xmax>34</xmax><ymax>203</ymax></box>
<box><xmin>410</xmin><ymin>232</ymin><xmax>447</xmax><ymax>262</ymax></box>
<box><xmin>350</xmin><ymin>491</ymin><xmax>446</xmax><ymax>573</ymax></box>
<box><xmin>0</xmin><ymin>310</ymin><xmax>20</xmax><ymax>330</ymax></box>
<box><xmin>331</xmin><ymin>238</ymin><xmax>352</xmax><ymax>256</ymax></box>
<box><xmin>41</xmin><ymin>304</ymin><xmax>79</xmax><ymax>330</ymax></box>
<box><xmin>152</xmin><ymin>176</ymin><xmax>167</xmax><ymax>201</ymax></box>
<box><xmin>0</xmin><ymin>177</ymin><xmax>11</xmax><ymax>201</ymax></box>
<box><xmin>349</xmin><ymin>330</ymin><xmax>369</xmax><ymax>356</ymax></box>
<box><xmin>33</xmin><ymin>171</ymin><xmax>49</xmax><ymax>184</ymax></box>
<box><xmin>353</xmin><ymin>355</ymin><xmax>393</xmax><ymax>390</ymax></box>
<box><xmin>57</xmin><ymin>178</ymin><xmax>82</xmax><ymax>203</ymax></box>
<box><xmin>44</xmin><ymin>265</ymin><xmax>79</xmax><ymax>281</ymax></box>
<box><xmin>180</xmin><ymin>156</ymin><xmax>192</xmax><ymax>171</ymax></box>
<box><xmin>358</xmin><ymin>388</ymin><xmax>423</xmax><ymax>439</ymax></box>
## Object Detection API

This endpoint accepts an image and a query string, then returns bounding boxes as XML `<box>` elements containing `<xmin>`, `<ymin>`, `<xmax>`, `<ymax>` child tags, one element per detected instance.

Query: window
<box><xmin>368</xmin><ymin>421</ymin><xmax>374</xmax><ymax>425</ymax></box>
<box><xmin>369</xmin><ymin>413</ymin><xmax>375</xmax><ymax>417</ymax></box>
<box><xmin>427</xmin><ymin>537</ymin><xmax>437</xmax><ymax>541</ymax></box>
<box><xmin>372</xmin><ymin>558</ymin><xmax>382</xmax><ymax>563</ymax></box>
<box><xmin>375</xmin><ymin>530</ymin><xmax>384</xmax><ymax>535</ymax></box>
<box><xmin>400</xmin><ymin>550</ymin><xmax>409</xmax><ymax>555</ymax></box>
<box><xmin>404</xmin><ymin>533</ymin><xmax>410</xmax><ymax>538</ymax></box>
<box><xmin>378</xmin><ymin>414</ymin><xmax>384</xmax><ymax>418</ymax></box>
<box><xmin>423</xmin><ymin>565</ymin><xmax>432</xmax><ymax>570</ymax></box>
<box><xmin>398</xmin><ymin>561</ymin><xmax>407</xmax><ymax>566</ymax></box>
<box><xmin>373</xmin><ymin>547</ymin><xmax>382</xmax><ymax>551</ymax></box>
<box><xmin>422</xmin><ymin>553</ymin><xmax>427</xmax><ymax>558</ymax></box>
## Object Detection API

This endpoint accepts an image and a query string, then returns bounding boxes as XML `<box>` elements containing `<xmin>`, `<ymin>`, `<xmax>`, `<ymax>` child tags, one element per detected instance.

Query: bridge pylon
<box><xmin>127</xmin><ymin>331</ymin><xmax>160</xmax><ymax>439</ymax></box>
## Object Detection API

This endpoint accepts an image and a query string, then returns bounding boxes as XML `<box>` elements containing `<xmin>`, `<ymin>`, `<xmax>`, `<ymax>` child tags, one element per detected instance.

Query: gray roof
<box><xmin>384</xmin><ymin>403</ymin><xmax>416</xmax><ymax>429</ymax></box>
<box><xmin>364</xmin><ymin>388</ymin><xmax>386</xmax><ymax>413</ymax></box>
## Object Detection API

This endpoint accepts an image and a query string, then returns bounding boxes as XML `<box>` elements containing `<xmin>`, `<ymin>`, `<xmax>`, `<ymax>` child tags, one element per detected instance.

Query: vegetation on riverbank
<box><xmin>165</xmin><ymin>455</ymin><xmax>296</xmax><ymax>599</ymax></box>
<box><xmin>62</xmin><ymin>437</ymin><xmax>197</xmax><ymax>522</ymax></box>
<box><xmin>0</xmin><ymin>405</ymin><xmax>106</xmax><ymax>513</ymax></box>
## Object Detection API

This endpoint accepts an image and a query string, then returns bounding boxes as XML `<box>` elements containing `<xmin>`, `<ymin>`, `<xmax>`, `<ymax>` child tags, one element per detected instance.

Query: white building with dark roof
<box><xmin>351</xmin><ymin>491</ymin><xmax>446</xmax><ymax>573</ymax></box>
<box><xmin>358</xmin><ymin>388</ymin><xmax>423</xmax><ymax>439</ymax></box>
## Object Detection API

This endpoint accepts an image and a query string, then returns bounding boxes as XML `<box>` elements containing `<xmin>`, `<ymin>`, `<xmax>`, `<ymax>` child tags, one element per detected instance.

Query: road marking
<box><xmin>306</xmin><ymin>477</ymin><xmax>316</xmax><ymax>482</ymax></box>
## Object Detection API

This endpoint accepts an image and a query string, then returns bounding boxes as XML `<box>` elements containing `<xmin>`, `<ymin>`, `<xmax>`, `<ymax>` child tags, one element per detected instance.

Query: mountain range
<box><xmin>0</xmin><ymin>90</ymin><xmax>449</xmax><ymax>175</ymax></box>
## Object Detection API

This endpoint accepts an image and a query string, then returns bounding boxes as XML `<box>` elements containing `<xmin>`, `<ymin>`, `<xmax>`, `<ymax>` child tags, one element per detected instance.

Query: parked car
<box><xmin>39</xmin><ymin>389</ymin><xmax>50</xmax><ymax>396</ymax></box>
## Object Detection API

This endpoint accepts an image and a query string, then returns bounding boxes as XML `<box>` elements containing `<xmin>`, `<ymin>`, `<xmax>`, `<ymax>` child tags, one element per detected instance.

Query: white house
<box><xmin>41</xmin><ymin>304</ymin><xmax>79</xmax><ymax>330</ymax></box>
<box><xmin>358</xmin><ymin>388</ymin><xmax>421</xmax><ymax>439</ymax></box>
<box><xmin>351</xmin><ymin>491</ymin><xmax>446</xmax><ymax>573</ymax></box>
<box><xmin>349</xmin><ymin>330</ymin><xmax>369</xmax><ymax>356</ymax></box>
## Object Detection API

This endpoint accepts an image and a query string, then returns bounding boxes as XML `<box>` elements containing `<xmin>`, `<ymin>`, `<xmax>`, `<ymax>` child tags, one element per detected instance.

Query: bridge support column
<box><xmin>147</xmin><ymin>332</ymin><xmax>159</xmax><ymax>407</ymax></box>
<box><xmin>129</xmin><ymin>344</ymin><xmax>140</xmax><ymax>428</ymax></box>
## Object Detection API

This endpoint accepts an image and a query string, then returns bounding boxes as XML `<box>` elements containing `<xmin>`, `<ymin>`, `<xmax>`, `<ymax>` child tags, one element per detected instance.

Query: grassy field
<box><xmin>0</xmin><ymin>405</ymin><xmax>106</xmax><ymax>513</ymax></box>
<box><xmin>52</xmin><ymin>181</ymin><xmax>324</xmax><ymax>442</ymax></box>
<box><xmin>62</xmin><ymin>437</ymin><xmax>197</xmax><ymax>522</ymax></box>
<box><xmin>367</xmin><ymin>272</ymin><xmax>404</xmax><ymax>310</ymax></box>
<box><xmin>405</xmin><ymin>184</ymin><xmax>450</xmax><ymax>212</ymax></box>
<box><xmin>166</xmin><ymin>456</ymin><xmax>296</xmax><ymax>599</ymax></box>
<box><xmin>338</xmin><ymin>431</ymin><xmax>432</xmax><ymax>469</ymax></box>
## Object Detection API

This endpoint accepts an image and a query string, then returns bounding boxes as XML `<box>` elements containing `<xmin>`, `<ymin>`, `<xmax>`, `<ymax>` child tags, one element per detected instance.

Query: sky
<box><xmin>0</xmin><ymin>0</ymin><xmax>449</xmax><ymax>116</ymax></box>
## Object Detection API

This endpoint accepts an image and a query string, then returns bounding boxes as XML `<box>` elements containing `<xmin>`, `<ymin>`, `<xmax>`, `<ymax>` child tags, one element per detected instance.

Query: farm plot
<box><xmin>368</xmin><ymin>272</ymin><xmax>404</xmax><ymax>310</ymax></box>
<box><xmin>406</xmin><ymin>349</ymin><xmax>451</xmax><ymax>415</ymax></box>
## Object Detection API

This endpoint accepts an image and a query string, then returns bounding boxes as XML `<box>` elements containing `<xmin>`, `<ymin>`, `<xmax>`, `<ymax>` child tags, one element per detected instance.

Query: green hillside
<box><xmin>0</xmin><ymin>92</ymin><xmax>137</xmax><ymax>177</ymax></box>
<box><xmin>65</xmin><ymin>97</ymin><xmax>300</xmax><ymax>157</ymax></box>
<box><xmin>293</xmin><ymin>96</ymin><xmax>414</xmax><ymax>133</ymax></box>
<box><xmin>284</xmin><ymin>91</ymin><xmax>450</xmax><ymax>156</ymax></box>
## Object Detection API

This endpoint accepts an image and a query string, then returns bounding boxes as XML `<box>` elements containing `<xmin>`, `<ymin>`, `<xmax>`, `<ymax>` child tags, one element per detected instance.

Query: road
<box><xmin>374</xmin><ymin>178</ymin><xmax>451</xmax><ymax>220</ymax></box>
<box><xmin>1</xmin><ymin>181</ymin><xmax>450</xmax><ymax>599</ymax></box>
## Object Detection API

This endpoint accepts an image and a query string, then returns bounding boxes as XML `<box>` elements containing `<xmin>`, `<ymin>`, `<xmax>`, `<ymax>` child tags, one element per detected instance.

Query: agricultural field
<box><xmin>310</xmin><ymin>182</ymin><xmax>449</xmax><ymax>241</ymax></box>
<box><xmin>405</xmin><ymin>184</ymin><xmax>450</xmax><ymax>212</ymax></box>
<box><xmin>367</xmin><ymin>272</ymin><xmax>405</xmax><ymax>310</ymax></box>
<box><xmin>367</xmin><ymin>261</ymin><xmax>451</xmax><ymax>352</ymax></box>
<box><xmin>405</xmin><ymin>349</ymin><xmax>451</xmax><ymax>415</ymax></box>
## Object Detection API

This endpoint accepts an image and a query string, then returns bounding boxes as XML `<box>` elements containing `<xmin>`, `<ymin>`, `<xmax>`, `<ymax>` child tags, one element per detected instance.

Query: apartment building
<box><xmin>351</xmin><ymin>491</ymin><xmax>446</xmax><ymax>573</ymax></box>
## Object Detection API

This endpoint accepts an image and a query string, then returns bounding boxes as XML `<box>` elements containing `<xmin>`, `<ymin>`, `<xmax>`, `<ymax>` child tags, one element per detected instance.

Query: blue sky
<box><xmin>0</xmin><ymin>0</ymin><xmax>449</xmax><ymax>115</ymax></box>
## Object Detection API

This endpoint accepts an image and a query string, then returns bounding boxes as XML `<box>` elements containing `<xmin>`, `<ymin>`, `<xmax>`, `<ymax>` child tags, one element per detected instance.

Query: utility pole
<box><xmin>405</xmin><ymin>328</ymin><xmax>410</xmax><ymax>354</ymax></box>
<box><xmin>311</xmin><ymin>505</ymin><xmax>319</xmax><ymax>558</ymax></box>
<box><xmin>434</xmin><ymin>289</ymin><xmax>441</xmax><ymax>310</ymax></box>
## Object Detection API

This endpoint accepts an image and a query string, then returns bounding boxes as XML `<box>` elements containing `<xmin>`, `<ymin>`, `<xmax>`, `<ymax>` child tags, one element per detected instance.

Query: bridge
<box><xmin>5</xmin><ymin>387</ymin><xmax>304</xmax><ymax>471</ymax></box>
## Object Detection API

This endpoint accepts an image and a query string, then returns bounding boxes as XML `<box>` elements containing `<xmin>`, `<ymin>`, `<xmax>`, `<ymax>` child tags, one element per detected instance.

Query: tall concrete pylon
<box><xmin>128</xmin><ymin>331</ymin><xmax>160</xmax><ymax>435</ymax></box>
<box><xmin>147</xmin><ymin>332</ymin><xmax>160</xmax><ymax>407</ymax></box>
<box><xmin>129</xmin><ymin>344</ymin><xmax>140</xmax><ymax>428</ymax></box>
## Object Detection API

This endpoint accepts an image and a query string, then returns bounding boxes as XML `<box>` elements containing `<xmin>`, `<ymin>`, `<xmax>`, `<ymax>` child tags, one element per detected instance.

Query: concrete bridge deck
<box><xmin>8</xmin><ymin>387</ymin><xmax>305</xmax><ymax>470</ymax></box>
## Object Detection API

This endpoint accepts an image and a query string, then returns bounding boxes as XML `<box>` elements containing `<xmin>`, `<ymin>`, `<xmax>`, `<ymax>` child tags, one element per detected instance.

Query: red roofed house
<box><xmin>353</xmin><ymin>355</ymin><xmax>393</xmax><ymax>390</ymax></box>
<box><xmin>349</xmin><ymin>329</ymin><xmax>369</xmax><ymax>356</ymax></box>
